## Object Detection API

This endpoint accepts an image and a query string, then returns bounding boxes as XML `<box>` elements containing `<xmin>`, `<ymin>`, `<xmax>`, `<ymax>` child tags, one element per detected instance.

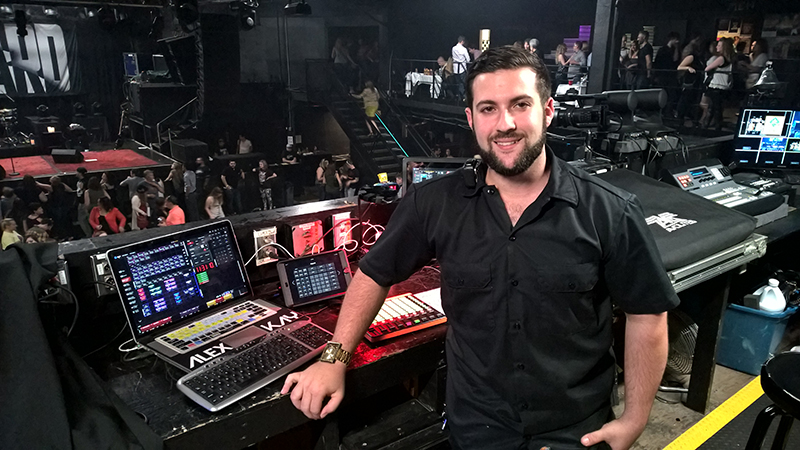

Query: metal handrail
<box><xmin>155</xmin><ymin>97</ymin><xmax>198</xmax><ymax>150</ymax></box>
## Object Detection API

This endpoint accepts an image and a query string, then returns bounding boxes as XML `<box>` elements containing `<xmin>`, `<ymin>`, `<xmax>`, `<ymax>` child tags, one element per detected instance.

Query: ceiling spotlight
<box><xmin>44</xmin><ymin>7</ymin><xmax>58</xmax><ymax>17</ymax></box>
<box><xmin>284</xmin><ymin>1</ymin><xmax>311</xmax><ymax>15</ymax></box>
<box><xmin>14</xmin><ymin>10</ymin><xmax>28</xmax><ymax>37</ymax></box>
<box><xmin>241</xmin><ymin>9</ymin><xmax>256</xmax><ymax>30</ymax></box>
<box><xmin>85</xmin><ymin>8</ymin><xmax>97</xmax><ymax>18</ymax></box>
<box><xmin>0</xmin><ymin>6</ymin><xmax>13</xmax><ymax>19</ymax></box>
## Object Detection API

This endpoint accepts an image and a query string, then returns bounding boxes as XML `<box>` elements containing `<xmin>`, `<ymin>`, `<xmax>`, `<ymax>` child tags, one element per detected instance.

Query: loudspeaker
<box><xmin>51</xmin><ymin>148</ymin><xmax>85</xmax><ymax>163</ymax></box>
<box><xmin>171</xmin><ymin>139</ymin><xmax>208</xmax><ymax>163</ymax></box>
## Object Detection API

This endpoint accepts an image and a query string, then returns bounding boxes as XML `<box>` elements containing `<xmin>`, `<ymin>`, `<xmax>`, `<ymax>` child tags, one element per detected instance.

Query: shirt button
<box><xmin>513</xmin><ymin>321</ymin><xmax>521</xmax><ymax>330</ymax></box>
<box><xmin>486</xmin><ymin>188</ymin><xmax>495</xmax><ymax>195</ymax></box>
<box><xmin>511</xmin><ymin>280</ymin><xmax>519</xmax><ymax>286</ymax></box>
<box><xmin>516</xmin><ymin>363</ymin><xmax>525</xmax><ymax>370</ymax></box>
<box><xmin>509</xmin><ymin>235</ymin><xmax>516</xmax><ymax>241</ymax></box>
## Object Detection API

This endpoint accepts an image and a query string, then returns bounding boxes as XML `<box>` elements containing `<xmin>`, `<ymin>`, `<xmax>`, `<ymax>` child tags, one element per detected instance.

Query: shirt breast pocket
<box><xmin>441</xmin><ymin>264</ymin><xmax>495</xmax><ymax>333</ymax></box>
<box><xmin>533</xmin><ymin>263</ymin><xmax>600</xmax><ymax>336</ymax></box>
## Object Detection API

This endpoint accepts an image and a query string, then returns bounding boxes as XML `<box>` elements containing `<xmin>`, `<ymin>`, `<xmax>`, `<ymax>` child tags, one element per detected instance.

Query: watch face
<box><xmin>321</xmin><ymin>343</ymin><xmax>340</xmax><ymax>362</ymax></box>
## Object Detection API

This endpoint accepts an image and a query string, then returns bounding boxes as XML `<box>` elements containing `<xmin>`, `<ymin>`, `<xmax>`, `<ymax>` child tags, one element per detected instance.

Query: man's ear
<box><xmin>544</xmin><ymin>97</ymin><xmax>555</xmax><ymax>128</ymax></box>
<box><xmin>465</xmin><ymin>107</ymin><xmax>474</xmax><ymax>130</ymax></box>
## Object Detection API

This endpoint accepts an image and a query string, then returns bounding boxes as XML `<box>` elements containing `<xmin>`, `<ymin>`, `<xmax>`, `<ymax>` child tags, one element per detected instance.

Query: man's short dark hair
<box><xmin>667</xmin><ymin>32</ymin><xmax>680</xmax><ymax>41</ymax></box>
<box><xmin>457</xmin><ymin>35</ymin><xmax>466</xmax><ymax>43</ymax></box>
<box><xmin>639</xmin><ymin>30</ymin><xmax>649</xmax><ymax>40</ymax></box>
<box><xmin>76</xmin><ymin>167</ymin><xmax>87</xmax><ymax>175</ymax></box>
<box><xmin>465</xmin><ymin>45</ymin><xmax>552</xmax><ymax>109</ymax></box>
<box><xmin>166</xmin><ymin>195</ymin><xmax>179</xmax><ymax>205</ymax></box>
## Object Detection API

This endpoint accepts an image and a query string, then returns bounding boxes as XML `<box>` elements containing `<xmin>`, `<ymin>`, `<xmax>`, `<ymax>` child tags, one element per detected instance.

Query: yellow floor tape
<box><xmin>664</xmin><ymin>376</ymin><xmax>764</xmax><ymax>450</ymax></box>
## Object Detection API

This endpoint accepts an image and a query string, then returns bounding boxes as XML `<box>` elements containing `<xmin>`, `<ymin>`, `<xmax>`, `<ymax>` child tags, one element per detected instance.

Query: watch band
<box><xmin>320</xmin><ymin>342</ymin><xmax>352</xmax><ymax>366</ymax></box>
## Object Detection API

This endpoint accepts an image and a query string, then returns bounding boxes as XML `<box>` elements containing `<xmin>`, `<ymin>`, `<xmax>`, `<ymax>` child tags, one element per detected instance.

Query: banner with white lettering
<box><xmin>0</xmin><ymin>23</ymin><xmax>80</xmax><ymax>95</ymax></box>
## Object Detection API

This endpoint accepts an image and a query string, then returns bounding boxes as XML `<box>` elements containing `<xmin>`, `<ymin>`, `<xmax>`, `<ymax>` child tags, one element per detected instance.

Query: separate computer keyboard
<box><xmin>177</xmin><ymin>320</ymin><xmax>332</xmax><ymax>412</ymax></box>
<box><xmin>365</xmin><ymin>292</ymin><xmax>446</xmax><ymax>342</ymax></box>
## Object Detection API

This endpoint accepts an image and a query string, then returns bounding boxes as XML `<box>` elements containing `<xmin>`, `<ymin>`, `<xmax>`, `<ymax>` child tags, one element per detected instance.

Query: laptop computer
<box><xmin>106</xmin><ymin>220</ymin><xmax>328</xmax><ymax>373</ymax></box>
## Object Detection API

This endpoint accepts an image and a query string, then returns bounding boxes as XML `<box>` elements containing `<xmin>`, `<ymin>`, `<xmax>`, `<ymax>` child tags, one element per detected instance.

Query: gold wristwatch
<box><xmin>319</xmin><ymin>342</ymin><xmax>352</xmax><ymax>365</ymax></box>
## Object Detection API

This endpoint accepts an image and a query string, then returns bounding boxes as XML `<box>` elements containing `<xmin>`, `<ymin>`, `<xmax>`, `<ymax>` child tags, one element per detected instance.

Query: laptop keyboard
<box><xmin>177</xmin><ymin>321</ymin><xmax>332</xmax><ymax>412</ymax></box>
<box><xmin>157</xmin><ymin>301</ymin><xmax>275</xmax><ymax>354</ymax></box>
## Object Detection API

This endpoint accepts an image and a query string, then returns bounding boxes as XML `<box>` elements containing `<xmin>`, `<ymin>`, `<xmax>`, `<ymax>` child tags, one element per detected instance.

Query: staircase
<box><xmin>306</xmin><ymin>60</ymin><xmax>431</xmax><ymax>182</ymax></box>
<box><xmin>152</xmin><ymin>97</ymin><xmax>200</xmax><ymax>156</ymax></box>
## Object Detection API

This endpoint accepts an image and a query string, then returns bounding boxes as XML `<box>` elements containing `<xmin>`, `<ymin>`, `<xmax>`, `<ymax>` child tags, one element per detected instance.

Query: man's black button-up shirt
<box><xmin>359</xmin><ymin>148</ymin><xmax>679</xmax><ymax>440</ymax></box>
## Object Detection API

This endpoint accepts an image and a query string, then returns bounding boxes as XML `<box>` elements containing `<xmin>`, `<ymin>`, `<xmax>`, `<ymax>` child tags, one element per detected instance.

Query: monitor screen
<box><xmin>152</xmin><ymin>54</ymin><xmax>168</xmax><ymax>72</ymax></box>
<box><xmin>732</xmin><ymin>108</ymin><xmax>800</xmax><ymax>169</ymax></box>
<box><xmin>402</xmin><ymin>157</ymin><xmax>470</xmax><ymax>186</ymax></box>
<box><xmin>106</xmin><ymin>221</ymin><xmax>250</xmax><ymax>338</ymax></box>
<box><xmin>123</xmin><ymin>53</ymin><xmax>139</xmax><ymax>77</ymax></box>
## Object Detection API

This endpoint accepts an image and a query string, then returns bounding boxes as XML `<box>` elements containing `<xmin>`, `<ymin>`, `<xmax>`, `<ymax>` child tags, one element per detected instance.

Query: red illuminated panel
<box><xmin>332</xmin><ymin>212</ymin><xmax>352</xmax><ymax>249</ymax></box>
<box><xmin>292</xmin><ymin>220</ymin><xmax>324</xmax><ymax>256</ymax></box>
<box><xmin>139</xmin><ymin>317</ymin><xmax>172</xmax><ymax>333</ymax></box>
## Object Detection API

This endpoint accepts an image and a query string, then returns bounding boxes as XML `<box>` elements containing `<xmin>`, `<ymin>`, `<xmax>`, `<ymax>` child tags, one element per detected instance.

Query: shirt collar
<box><xmin>462</xmin><ymin>146</ymin><xmax>579</xmax><ymax>207</ymax></box>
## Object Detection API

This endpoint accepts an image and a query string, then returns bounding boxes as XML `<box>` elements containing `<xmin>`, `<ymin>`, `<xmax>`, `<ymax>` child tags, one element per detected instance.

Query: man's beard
<box><xmin>473</xmin><ymin>125</ymin><xmax>546</xmax><ymax>177</ymax></box>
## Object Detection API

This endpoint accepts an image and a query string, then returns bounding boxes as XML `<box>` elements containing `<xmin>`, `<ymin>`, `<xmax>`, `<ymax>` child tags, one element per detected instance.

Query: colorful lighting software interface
<box><xmin>412</xmin><ymin>167</ymin><xmax>458</xmax><ymax>184</ymax></box>
<box><xmin>734</xmin><ymin>109</ymin><xmax>800</xmax><ymax>168</ymax></box>
<box><xmin>110</xmin><ymin>225</ymin><xmax>249</xmax><ymax>336</ymax></box>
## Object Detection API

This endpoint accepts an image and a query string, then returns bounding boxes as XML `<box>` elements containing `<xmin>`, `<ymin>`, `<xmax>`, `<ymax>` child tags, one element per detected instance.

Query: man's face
<box><xmin>229</xmin><ymin>161</ymin><xmax>236</xmax><ymax>169</ymax></box>
<box><xmin>638</xmin><ymin>33</ymin><xmax>646</xmax><ymax>44</ymax></box>
<box><xmin>465</xmin><ymin>68</ymin><xmax>554</xmax><ymax>177</ymax></box>
<box><xmin>196</xmin><ymin>157</ymin><xmax>204</xmax><ymax>166</ymax></box>
<box><xmin>438</xmin><ymin>57</ymin><xmax>446</xmax><ymax>67</ymax></box>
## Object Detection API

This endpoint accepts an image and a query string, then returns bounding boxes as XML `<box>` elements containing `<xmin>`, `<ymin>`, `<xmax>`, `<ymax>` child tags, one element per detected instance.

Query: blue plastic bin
<box><xmin>716</xmin><ymin>304</ymin><xmax>797</xmax><ymax>375</ymax></box>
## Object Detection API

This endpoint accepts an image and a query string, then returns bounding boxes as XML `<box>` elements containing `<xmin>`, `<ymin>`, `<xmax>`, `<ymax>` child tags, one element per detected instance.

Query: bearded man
<box><xmin>282</xmin><ymin>46</ymin><xmax>677</xmax><ymax>450</ymax></box>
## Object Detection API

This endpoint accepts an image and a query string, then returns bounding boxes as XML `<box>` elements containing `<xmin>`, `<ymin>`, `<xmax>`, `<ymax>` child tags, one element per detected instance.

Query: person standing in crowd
<box><xmin>1</xmin><ymin>187</ymin><xmax>15</xmax><ymax>218</ymax></box>
<box><xmin>184</xmin><ymin>161</ymin><xmax>200</xmax><ymax>222</ymax></box>
<box><xmin>89</xmin><ymin>197</ymin><xmax>126</xmax><ymax>237</ymax></box>
<box><xmin>46</xmin><ymin>176</ymin><xmax>74</xmax><ymax>240</ymax></box>
<box><xmin>529</xmin><ymin>38</ymin><xmax>542</xmax><ymax>61</ymax></box>
<box><xmin>282</xmin><ymin>46</ymin><xmax>676</xmax><ymax>450</ymax></box>
<box><xmin>704</xmin><ymin>38</ymin><xmax>735</xmax><ymax>130</ymax></box>
<box><xmin>635</xmin><ymin>30</ymin><xmax>654</xmax><ymax>88</ymax></box>
<box><xmin>75</xmin><ymin>167</ymin><xmax>87</xmax><ymax>205</ymax></box>
<box><xmin>555</xmin><ymin>43</ymin><xmax>569</xmax><ymax>86</ymax></box>
<box><xmin>654</xmin><ymin>32</ymin><xmax>682</xmax><ymax>114</ymax></box>
<box><xmin>2</xmin><ymin>218</ymin><xmax>22</xmax><ymax>249</ymax></box>
<box><xmin>254</xmin><ymin>160</ymin><xmax>278</xmax><ymax>211</ymax></box>
<box><xmin>24</xmin><ymin>202</ymin><xmax>46</xmax><ymax>233</ymax></box>
<box><xmin>452</xmin><ymin>35</ymin><xmax>470</xmax><ymax>100</ymax></box>
<box><xmin>216</xmin><ymin>137</ymin><xmax>230</xmax><ymax>156</ymax></box>
<box><xmin>84</xmin><ymin>176</ymin><xmax>110</xmax><ymax>218</ymax></box>
<box><xmin>100</xmin><ymin>172</ymin><xmax>117</xmax><ymax>205</ymax></box>
<box><xmin>131</xmin><ymin>185</ymin><xmax>150</xmax><ymax>231</ymax></box>
<box><xmin>119</xmin><ymin>169</ymin><xmax>144</xmax><ymax>200</ymax></box>
<box><xmin>282</xmin><ymin>144</ymin><xmax>299</xmax><ymax>164</ymax></box>
<box><xmin>195</xmin><ymin>157</ymin><xmax>210</xmax><ymax>195</ymax></box>
<box><xmin>165</xmin><ymin>162</ymin><xmax>186</xmax><ymax>206</ymax></box>
<box><xmin>567</xmin><ymin>41</ymin><xmax>587</xmax><ymax>81</ymax></box>
<box><xmin>743</xmin><ymin>40</ymin><xmax>769</xmax><ymax>89</ymax></box>
<box><xmin>352</xmin><ymin>80</ymin><xmax>381</xmax><ymax>137</ymax></box>
<box><xmin>15</xmin><ymin>175</ymin><xmax>48</xmax><ymax>206</ymax></box>
<box><xmin>332</xmin><ymin>37</ymin><xmax>358</xmax><ymax>90</ymax></box>
<box><xmin>160</xmin><ymin>196</ymin><xmax>185</xmax><ymax>226</ymax></box>
<box><xmin>316</xmin><ymin>159</ymin><xmax>329</xmax><ymax>201</ymax></box>
<box><xmin>339</xmin><ymin>160</ymin><xmax>360</xmax><ymax>197</ymax></box>
<box><xmin>237</xmin><ymin>134</ymin><xmax>253</xmax><ymax>154</ymax></box>
<box><xmin>676</xmin><ymin>35</ymin><xmax>705</xmax><ymax>128</ymax></box>
<box><xmin>221</xmin><ymin>159</ymin><xmax>244</xmax><ymax>214</ymax></box>
<box><xmin>323</xmin><ymin>161</ymin><xmax>341</xmax><ymax>200</ymax></box>
<box><xmin>205</xmin><ymin>187</ymin><xmax>225</xmax><ymax>220</ymax></box>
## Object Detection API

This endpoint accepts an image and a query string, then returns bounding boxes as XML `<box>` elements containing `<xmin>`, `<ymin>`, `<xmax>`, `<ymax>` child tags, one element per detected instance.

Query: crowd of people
<box><xmin>618</xmin><ymin>30</ymin><xmax>769</xmax><ymax>130</ymax></box>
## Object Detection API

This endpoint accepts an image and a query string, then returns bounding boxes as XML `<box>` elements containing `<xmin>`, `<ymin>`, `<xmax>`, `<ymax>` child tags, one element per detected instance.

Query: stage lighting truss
<box><xmin>284</xmin><ymin>1</ymin><xmax>311</xmax><ymax>16</ymax></box>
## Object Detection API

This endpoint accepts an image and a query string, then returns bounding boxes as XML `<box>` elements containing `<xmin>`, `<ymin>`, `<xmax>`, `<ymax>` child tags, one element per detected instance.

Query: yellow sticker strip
<box><xmin>664</xmin><ymin>376</ymin><xmax>764</xmax><ymax>450</ymax></box>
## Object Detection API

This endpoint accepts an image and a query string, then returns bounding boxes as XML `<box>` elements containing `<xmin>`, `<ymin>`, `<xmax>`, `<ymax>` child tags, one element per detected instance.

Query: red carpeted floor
<box><xmin>0</xmin><ymin>149</ymin><xmax>158</xmax><ymax>179</ymax></box>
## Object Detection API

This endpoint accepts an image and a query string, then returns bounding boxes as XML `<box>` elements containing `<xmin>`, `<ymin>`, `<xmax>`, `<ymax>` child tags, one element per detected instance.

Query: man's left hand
<box><xmin>580</xmin><ymin>416</ymin><xmax>645</xmax><ymax>450</ymax></box>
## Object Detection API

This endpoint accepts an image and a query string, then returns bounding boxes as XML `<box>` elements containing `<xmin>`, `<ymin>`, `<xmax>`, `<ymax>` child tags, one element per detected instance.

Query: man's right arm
<box><xmin>281</xmin><ymin>270</ymin><xmax>389</xmax><ymax>420</ymax></box>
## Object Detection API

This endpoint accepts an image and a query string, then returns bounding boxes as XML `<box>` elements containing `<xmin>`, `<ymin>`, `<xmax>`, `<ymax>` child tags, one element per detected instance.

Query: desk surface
<box><xmin>105</xmin><ymin>270</ymin><xmax>442</xmax><ymax>450</ymax></box>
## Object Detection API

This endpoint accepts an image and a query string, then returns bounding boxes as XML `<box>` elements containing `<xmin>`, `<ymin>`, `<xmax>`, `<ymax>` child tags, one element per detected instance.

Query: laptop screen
<box><xmin>107</xmin><ymin>220</ymin><xmax>250</xmax><ymax>338</ymax></box>
<box><xmin>402</xmin><ymin>157</ymin><xmax>470</xmax><ymax>185</ymax></box>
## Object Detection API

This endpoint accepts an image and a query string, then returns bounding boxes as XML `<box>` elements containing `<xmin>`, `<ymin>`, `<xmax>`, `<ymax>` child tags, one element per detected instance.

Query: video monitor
<box><xmin>276</xmin><ymin>250</ymin><xmax>352</xmax><ymax>307</ymax></box>
<box><xmin>733</xmin><ymin>108</ymin><xmax>800</xmax><ymax>169</ymax></box>
<box><xmin>402</xmin><ymin>157</ymin><xmax>470</xmax><ymax>186</ymax></box>
<box><xmin>123</xmin><ymin>53</ymin><xmax>139</xmax><ymax>77</ymax></box>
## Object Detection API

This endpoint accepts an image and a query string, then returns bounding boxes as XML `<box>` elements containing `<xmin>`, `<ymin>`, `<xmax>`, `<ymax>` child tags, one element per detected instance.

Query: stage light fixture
<box><xmin>15</xmin><ymin>10</ymin><xmax>28</xmax><ymax>37</ymax></box>
<box><xmin>85</xmin><ymin>8</ymin><xmax>97</xmax><ymax>18</ymax></box>
<box><xmin>44</xmin><ymin>7</ymin><xmax>58</xmax><ymax>17</ymax></box>
<box><xmin>241</xmin><ymin>9</ymin><xmax>256</xmax><ymax>30</ymax></box>
<box><xmin>284</xmin><ymin>1</ymin><xmax>311</xmax><ymax>15</ymax></box>
<box><xmin>0</xmin><ymin>6</ymin><xmax>13</xmax><ymax>19</ymax></box>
